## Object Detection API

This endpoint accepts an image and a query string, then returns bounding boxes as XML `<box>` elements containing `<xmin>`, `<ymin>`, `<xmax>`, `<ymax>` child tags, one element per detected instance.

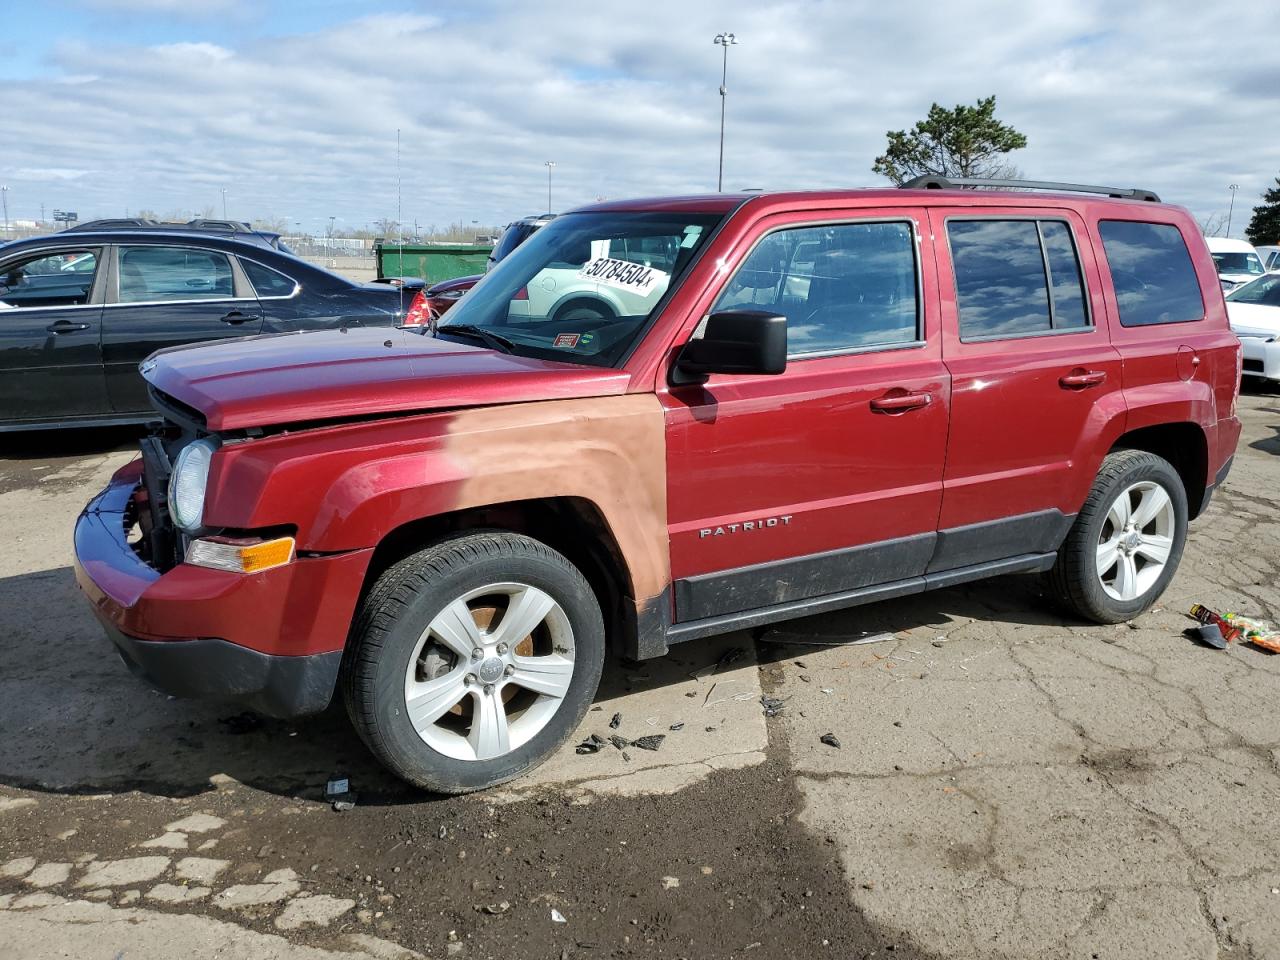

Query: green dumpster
<box><xmin>375</xmin><ymin>241</ymin><xmax>494</xmax><ymax>284</ymax></box>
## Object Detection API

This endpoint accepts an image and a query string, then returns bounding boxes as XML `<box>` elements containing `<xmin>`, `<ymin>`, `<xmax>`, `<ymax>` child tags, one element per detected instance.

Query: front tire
<box><xmin>342</xmin><ymin>532</ymin><xmax>605</xmax><ymax>794</ymax></box>
<box><xmin>1048</xmin><ymin>450</ymin><xmax>1188</xmax><ymax>624</ymax></box>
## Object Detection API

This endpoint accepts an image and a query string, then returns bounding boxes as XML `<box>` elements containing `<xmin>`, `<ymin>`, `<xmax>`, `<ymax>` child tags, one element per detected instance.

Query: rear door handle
<box><xmin>870</xmin><ymin>391</ymin><xmax>932</xmax><ymax>413</ymax></box>
<box><xmin>46</xmin><ymin>320</ymin><xmax>91</xmax><ymax>333</ymax></box>
<box><xmin>220</xmin><ymin>311</ymin><xmax>259</xmax><ymax>325</ymax></box>
<box><xmin>1059</xmin><ymin>369</ymin><xmax>1107</xmax><ymax>389</ymax></box>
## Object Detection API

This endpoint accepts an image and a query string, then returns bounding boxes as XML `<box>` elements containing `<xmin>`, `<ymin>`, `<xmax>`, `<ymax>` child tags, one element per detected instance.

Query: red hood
<box><xmin>144</xmin><ymin>328</ymin><xmax>631</xmax><ymax>431</ymax></box>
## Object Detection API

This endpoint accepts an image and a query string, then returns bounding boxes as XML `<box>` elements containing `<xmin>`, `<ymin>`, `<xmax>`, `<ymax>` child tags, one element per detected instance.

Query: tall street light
<box><xmin>220</xmin><ymin>187</ymin><xmax>228</xmax><ymax>219</ymax></box>
<box><xmin>544</xmin><ymin>161</ymin><xmax>555</xmax><ymax>214</ymax></box>
<box><xmin>1226</xmin><ymin>184</ymin><xmax>1240</xmax><ymax>238</ymax></box>
<box><xmin>714</xmin><ymin>32</ymin><xmax>737</xmax><ymax>193</ymax></box>
<box><xmin>0</xmin><ymin>185</ymin><xmax>8</xmax><ymax>237</ymax></box>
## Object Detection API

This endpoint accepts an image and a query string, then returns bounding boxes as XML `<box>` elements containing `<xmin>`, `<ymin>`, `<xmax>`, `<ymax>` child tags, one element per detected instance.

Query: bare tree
<box><xmin>1198</xmin><ymin>213</ymin><xmax>1228</xmax><ymax>237</ymax></box>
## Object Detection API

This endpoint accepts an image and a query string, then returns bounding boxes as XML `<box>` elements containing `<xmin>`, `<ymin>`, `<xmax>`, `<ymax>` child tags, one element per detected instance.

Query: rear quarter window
<box><xmin>1098</xmin><ymin>221</ymin><xmax>1205</xmax><ymax>326</ymax></box>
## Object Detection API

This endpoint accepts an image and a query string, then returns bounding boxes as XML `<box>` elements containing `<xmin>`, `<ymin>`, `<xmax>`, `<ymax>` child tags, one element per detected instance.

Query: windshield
<box><xmin>1211</xmin><ymin>251</ymin><xmax>1264</xmax><ymax>276</ymax></box>
<box><xmin>1226</xmin><ymin>273</ymin><xmax>1280</xmax><ymax>306</ymax></box>
<box><xmin>438</xmin><ymin>211</ymin><xmax>723</xmax><ymax>366</ymax></box>
<box><xmin>487</xmin><ymin>220</ymin><xmax>543</xmax><ymax>268</ymax></box>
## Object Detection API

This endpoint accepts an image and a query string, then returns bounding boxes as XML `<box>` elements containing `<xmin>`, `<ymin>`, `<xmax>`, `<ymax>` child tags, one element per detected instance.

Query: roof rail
<box><xmin>65</xmin><ymin>218</ymin><xmax>161</xmax><ymax>231</ymax></box>
<box><xmin>185</xmin><ymin>218</ymin><xmax>255</xmax><ymax>233</ymax></box>
<box><xmin>65</xmin><ymin>217</ymin><xmax>260</xmax><ymax>234</ymax></box>
<box><xmin>900</xmin><ymin>175</ymin><xmax>1160</xmax><ymax>203</ymax></box>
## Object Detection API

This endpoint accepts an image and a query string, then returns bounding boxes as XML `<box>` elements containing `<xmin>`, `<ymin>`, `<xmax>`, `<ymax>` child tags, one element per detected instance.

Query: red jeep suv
<box><xmin>74</xmin><ymin>178</ymin><xmax>1242</xmax><ymax>793</ymax></box>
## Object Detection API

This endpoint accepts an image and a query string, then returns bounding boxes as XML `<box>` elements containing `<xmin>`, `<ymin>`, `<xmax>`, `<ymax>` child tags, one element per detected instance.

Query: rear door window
<box><xmin>117</xmin><ymin>246</ymin><xmax>236</xmax><ymax>303</ymax></box>
<box><xmin>1098</xmin><ymin>221</ymin><xmax>1204</xmax><ymax>326</ymax></box>
<box><xmin>947</xmin><ymin>219</ymin><xmax>1092</xmax><ymax>339</ymax></box>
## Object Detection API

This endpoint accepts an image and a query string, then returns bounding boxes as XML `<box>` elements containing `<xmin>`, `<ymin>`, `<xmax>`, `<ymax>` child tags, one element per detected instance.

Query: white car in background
<box><xmin>508</xmin><ymin>234</ymin><xmax>685</xmax><ymax>325</ymax></box>
<box><xmin>1226</xmin><ymin>272</ymin><xmax>1280</xmax><ymax>382</ymax></box>
<box><xmin>1207</xmin><ymin>236</ymin><xmax>1266</xmax><ymax>292</ymax></box>
<box><xmin>1256</xmin><ymin>244</ymin><xmax>1280</xmax><ymax>272</ymax></box>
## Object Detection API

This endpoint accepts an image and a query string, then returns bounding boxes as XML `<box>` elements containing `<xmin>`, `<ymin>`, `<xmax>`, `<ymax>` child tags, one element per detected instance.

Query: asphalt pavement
<box><xmin>2</xmin><ymin>388</ymin><xmax>1278</xmax><ymax>959</ymax></box>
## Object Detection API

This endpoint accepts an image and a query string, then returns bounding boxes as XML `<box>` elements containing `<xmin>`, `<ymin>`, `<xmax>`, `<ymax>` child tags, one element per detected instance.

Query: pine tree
<box><xmin>1245</xmin><ymin>177</ymin><xmax>1280</xmax><ymax>246</ymax></box>
<box><xmin>872</xmin><ymin>96</ymin><xmax>1028</xmax><ymax>185</ymax></box>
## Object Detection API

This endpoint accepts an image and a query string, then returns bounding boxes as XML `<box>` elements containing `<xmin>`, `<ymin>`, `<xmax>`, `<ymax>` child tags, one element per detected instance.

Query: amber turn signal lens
<box><xmin>186</xmin><ymin>536</ymin><xmax>296</xmax><ymax>574</ymax></box>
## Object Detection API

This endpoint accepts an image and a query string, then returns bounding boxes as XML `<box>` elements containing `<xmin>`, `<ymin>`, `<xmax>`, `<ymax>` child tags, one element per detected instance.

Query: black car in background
<box><xmin>0</xmin><ymin>228</ymin><xmax>421</xmax><ymax>431</ymax></box>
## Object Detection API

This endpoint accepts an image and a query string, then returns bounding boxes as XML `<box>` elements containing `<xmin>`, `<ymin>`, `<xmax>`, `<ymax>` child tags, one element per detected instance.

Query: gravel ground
<box><xmin>1</xmin><ymin>386</ymin><xmax>1278</xmax><ymax>959</ymax></box>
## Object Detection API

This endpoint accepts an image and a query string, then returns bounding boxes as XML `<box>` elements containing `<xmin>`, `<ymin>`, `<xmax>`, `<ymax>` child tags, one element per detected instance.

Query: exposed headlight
<box><xmin>168</xmin><ymin>438</ymin><xmax>218</xmax><ymax>533</ymax></box>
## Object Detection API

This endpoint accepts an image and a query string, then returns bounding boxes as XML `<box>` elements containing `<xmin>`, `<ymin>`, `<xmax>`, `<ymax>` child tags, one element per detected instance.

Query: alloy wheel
<box><xmin>402</xmin><ymin>582</ymin><xmax>575</xmax><ymax>762</ymax></box>
<box><xmin>1096</xmin><ymin>481</ymin><xmax>1176</xmax><ymax>602</ymax></box>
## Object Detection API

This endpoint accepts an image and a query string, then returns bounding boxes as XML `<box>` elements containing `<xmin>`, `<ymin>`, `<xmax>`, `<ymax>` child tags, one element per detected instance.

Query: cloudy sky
<box><xmin>4</xmin><ymin>0</ymin><xmax>1278</xmax><ymax>236</ymax></box>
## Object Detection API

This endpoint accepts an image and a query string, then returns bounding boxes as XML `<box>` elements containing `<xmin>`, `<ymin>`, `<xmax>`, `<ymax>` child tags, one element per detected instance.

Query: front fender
<box><xmin>203</xmin><ymin>394</ymin><xmax>670</xmax><ymax>601</ymax></box>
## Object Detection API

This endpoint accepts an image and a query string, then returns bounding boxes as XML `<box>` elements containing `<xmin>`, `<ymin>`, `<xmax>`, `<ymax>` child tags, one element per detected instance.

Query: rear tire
<box><xmin>342</xmin><ymin>531</ymin><xmax>605</xmax><ymax>794</ymax></box>
<box><xmin>1047</xmin><ymin>450</ymin><xmax>1188</xmax><ymax>624</ymax></box>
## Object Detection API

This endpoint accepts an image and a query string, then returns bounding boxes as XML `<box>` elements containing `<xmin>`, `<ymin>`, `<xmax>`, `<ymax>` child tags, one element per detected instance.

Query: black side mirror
<box><xmin>672</xmin><ymin>309</ymin><xmax>787</xmax><ymax>385</ymax></box>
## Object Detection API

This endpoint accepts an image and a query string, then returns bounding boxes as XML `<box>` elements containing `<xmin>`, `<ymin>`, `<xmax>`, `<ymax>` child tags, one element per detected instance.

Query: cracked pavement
<box><xmin>1</xmin><ymin>389</ymin><xmax>1278</xmax><ymax>958</ymax></box>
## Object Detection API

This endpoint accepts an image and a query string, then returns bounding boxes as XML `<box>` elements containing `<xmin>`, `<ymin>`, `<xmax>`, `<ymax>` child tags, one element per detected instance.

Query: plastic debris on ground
<box><xmin>820</xmin><ymin>733</ymin><xmax>841</xmax><ymax>749</ymax></box>
<box><xmin>760</xmin><ymin>695</ymin><xmax>785</xmax><ymax>718</ymax></box>
<box><xmin>609</xmin><ymin>712</ymin><xmax>622</xmax><ymax>729</ymax></box>
<box><xmin>1189</xmin><ymin>603</ymin><xmax>1243</xmax><ymax>643</ymax></box>
<box><xmin>1225</xmin><ymin>612</ymin><xmax>1280</xmax><ymax>654</ymax></box>
<box><xmin>608</xmin><ymin>735</ymin><xmax>629</xmax><ymax>751</ymax></box>
<box><xmin>690</xmin><ymin>646</ymin><xmax>746</xmax><ymax>681</ymax></box>
<box><xmin>630</xmin><ymin>734</ymin><xmax>665</xmax><ymax>752</ymax></box>
<box><xmin>669</xmin><ymin>722</ymin><xmax>685</xmax><ymax>731</ymax></box>
<box><xmin>1192</xmin><ymin>623</ymin><xmax>1228</xmax><ymax>650</ymax></box>
<box><xmin>325</xmin><ymin>777</ymin><xmax>356</xmax><ymax>811</ymax></box>
<box><xmin>551</xmin><ymin>908</ymin><xmax>567</xmax><ymax>923</ymax></box>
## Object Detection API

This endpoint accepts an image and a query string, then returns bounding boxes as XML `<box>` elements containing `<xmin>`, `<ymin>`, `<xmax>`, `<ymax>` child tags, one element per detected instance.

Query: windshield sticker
<box><xmin>577</xmin><ymin>257</ymin><xmax>668</xmax><ymax>295</ymax></box>
<box><xmin>553</xmin><ymin>332</ymin><xmax>580</xmax><ymax>349</ymax></box>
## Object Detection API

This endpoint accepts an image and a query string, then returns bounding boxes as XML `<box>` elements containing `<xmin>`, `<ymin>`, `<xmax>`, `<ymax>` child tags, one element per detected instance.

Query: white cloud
<box><xmin>3</xmin><ymin>0</ymin><xmax>1279</xmax><ymax>233</ymax></box>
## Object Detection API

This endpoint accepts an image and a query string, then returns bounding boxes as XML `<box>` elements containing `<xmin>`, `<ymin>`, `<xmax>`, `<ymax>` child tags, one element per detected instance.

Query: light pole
<box><xmin>327</xmin><ymin>215</ymin><xmax>336</xmax><ymax>258</ymax></box>
<box><xmin>220</xmin><ymin>187</ymin><xmax>227</xmax><ymax>220</ymax></box>
<box><xmin>544</xmin><ymin>161</ymin><xmax>555</xmax><ymax>214</ymax></box>
<box><xmin>1226</xmin><ymin>184</ymin><xmax>1240</xmax><ymax>238</ymax></box>
<box><xmin>713</xmin><ymin>32</ymin><xmax>737</xmax><ymax>193</ymax></box>
<box><xmin>0</xmin><ymin>185</ymin><xmax>8</xmax><ymax>237</ymax></box>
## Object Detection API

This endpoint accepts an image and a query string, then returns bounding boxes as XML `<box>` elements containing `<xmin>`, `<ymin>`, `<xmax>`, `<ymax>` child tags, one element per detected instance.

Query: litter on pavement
<box><xmin>760</xmin><ymin>695</ymin><xmax>785</xmax><ymax>717</ymax></box>
<box><xmin>1193</xmin><ymin>623</ymin><xmax>1228</xmax><ymax>650</ymax></box>
<box><xmin>820</xmin><ymin>733</ymin><xmax>842</xmax><ymax>749</ymax></box>
<box><xmin>1225</xmin><ymin>612</ymin><xmax>1280</xmax><ymax>653</ymax></box>
<box><xmin>1188</xmin><ymin>604</ymin><xmax>1280</xmax><ymax>652</ymax></box>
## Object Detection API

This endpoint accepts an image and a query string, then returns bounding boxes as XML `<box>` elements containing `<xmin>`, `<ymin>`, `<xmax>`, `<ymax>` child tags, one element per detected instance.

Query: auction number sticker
<box><xmin>553</xmin><ymin>333</ymin><xmax>580</xmax><ymax>348</ymax></box>
<box><xmin>577</xmin><ymin>257</ymin><xmax>667</xmax><ymax>296</ymax></box>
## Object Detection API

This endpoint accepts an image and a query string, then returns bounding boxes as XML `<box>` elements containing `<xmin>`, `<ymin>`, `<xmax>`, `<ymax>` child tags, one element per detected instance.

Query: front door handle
<box><xmin>220</xmin><ymin>311</ymin><xmax>260</xmax><ymax>325</ymax></box>
<box><xmin>46</xmin><ymin>320</ymin><xmax>91</xmax><ymax>333</ymax></box>
<box><xmin>870</xmin><ymin>391</ymin><xmax>932</xmax><ymax>414</ymax></box>
<box><xmin>1059</xmin><ymin>369</ymin><xmax>1107</xmax><ymax>389</ymax></box>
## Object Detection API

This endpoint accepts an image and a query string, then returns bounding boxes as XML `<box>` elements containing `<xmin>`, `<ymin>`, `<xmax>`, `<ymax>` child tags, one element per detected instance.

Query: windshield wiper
<box><xmin>436</xmin><ymin>324</ymin><xmax>516</xmax><ymax>354</ymax></box>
